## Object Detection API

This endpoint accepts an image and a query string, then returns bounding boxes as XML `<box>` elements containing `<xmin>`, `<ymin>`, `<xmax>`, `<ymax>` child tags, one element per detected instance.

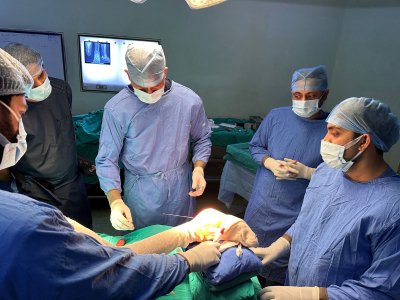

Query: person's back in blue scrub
<box><xmin>253</xmin><ymin>97</ymin><xmax>400</xmax><ymax>300</ymax></box>
<box><xmin>96</xmin><ymin>42</ymin><xmax>211</xmax><ymax>232</ymax></box>
<box><xmin>244</xmin><ymin>65</ymin><xmax>330</xmax><ymax>284</ymax></box>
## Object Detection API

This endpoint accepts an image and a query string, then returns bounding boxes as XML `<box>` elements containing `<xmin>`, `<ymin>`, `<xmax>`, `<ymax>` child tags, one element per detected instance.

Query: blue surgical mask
<box><xmin>0</xmin><ymin>101</ymin><xmax>27</xmax><ymax>170</ymax></box>
<box><xmin>28</xmin><ymin>77</ymin><xmax>52</xmax><ymax>101</ymax></box>
<box><xmin>320</xmin><ymin>135</ymin><xmax>364</xmax><ymax>172</ymax></box>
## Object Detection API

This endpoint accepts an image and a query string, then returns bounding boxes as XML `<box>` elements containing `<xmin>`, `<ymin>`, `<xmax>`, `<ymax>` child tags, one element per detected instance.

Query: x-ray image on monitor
<box><xmin>84</xmin><ymin>41</ymin><xmax>110</xmax><ymax>65</ymax></box>
<box><xmin>78</xmin><ymin>34</ymin><xmax>160</xmax><ymax>93</ymax></box>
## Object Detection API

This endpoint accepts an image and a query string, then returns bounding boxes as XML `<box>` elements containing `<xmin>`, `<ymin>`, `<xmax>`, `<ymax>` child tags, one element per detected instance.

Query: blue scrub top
<box><xmin>244</xmin><ymin>107</ymin><xmax>328</xmax><ymax>247</ymax></box>
<box><xmin>0</xmin><ymin>190</ymin><xmax>188</xmax><ymax>299</ymax></box>
<box><xmin>287</xmin><ymin>164</ymin><xmax>400</xmax><ymax>300</ymax></box>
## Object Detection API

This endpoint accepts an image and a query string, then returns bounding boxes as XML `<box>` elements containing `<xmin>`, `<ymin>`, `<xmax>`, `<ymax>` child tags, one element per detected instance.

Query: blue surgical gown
<box><xmin>244</xmin><ymin>107</ymin><xmax>327</xmax><ymax>247</ymax></box>
<box><xmin>244</xmin><ymin>107</ymin><xmax>327</xmax><ymax>283</ymax></box>
<box><xmin>287</xmin><ymin>164</ymin><xmax>400</xmax><ymax>300</ymax></box>
<box><xmin>0</xmin><ymin>190</ymin><xmax>188</xmax><ymax>299</ymax></box>
<box><xmin>96</xmin><ymin>81</ymin><xmax>211</xmax><ymax>229</ymax></box>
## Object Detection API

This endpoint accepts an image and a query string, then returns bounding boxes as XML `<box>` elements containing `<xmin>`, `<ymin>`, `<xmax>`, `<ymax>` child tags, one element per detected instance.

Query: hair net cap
<box><xmin>0</xmin><ymin>48</ymin><xmax>33</xmax><ymax>96</ymax></box>
<box><xmin>3</xmin><ymin>43</ymin><xmax>43</xmax><ymax>76</ymax></box>
<box><xmin>327</xmin><ymin>97</ymin><xmax>400</xmax><ymax>152</ymax></box>
<box><xmin>291</xmin><ymin>65</ymin><xmax>328</xmax><ymax>91</ymax></box>
<box><xmin>125</xmin><ymin>42</ymin><xmax>166</xmax><ymax>87</ymax></box>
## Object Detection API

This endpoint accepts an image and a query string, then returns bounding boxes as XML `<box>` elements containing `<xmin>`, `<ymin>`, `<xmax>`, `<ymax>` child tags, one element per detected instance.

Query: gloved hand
<box><xmin>259</xmin><ymin>286</ymin><xmax>320</xmax><ymax>300</ymax></box>
<box><xmin>110</xmin><ymin>199</ymin><xmax>134</xmax><ymax>231</ymax></box>
<box><xmin>177</xmin><ymin>241</ymin><xmax>221</xmax><ymax>272</ymax></box>
<box><xmin>251</xmin><ymin>237</ymin><xmax>291</xmax><ymax>266</ymax></box>
<box><xmin>176</xmin><ymin>208</ymin><xmax>258</xmax><ymax>247</ymax></box>
<box><xmin>284</xmin><ymin>158</ymin><xmax>315</xmax><ymax>180</ymax></box>
<box><xmin>175</xmin><ymin>208</ymin><xmax>226</xmax><ymax>243</ymax></box>
<box><xmin>263</xmin><ymin>157</ymin><xmax>293</xmax><ymax>179</ymax></box>
<box><xmin>189</xmin><ymin>166</ymin><xmax>206</xmax><ymax>197</ymax></box>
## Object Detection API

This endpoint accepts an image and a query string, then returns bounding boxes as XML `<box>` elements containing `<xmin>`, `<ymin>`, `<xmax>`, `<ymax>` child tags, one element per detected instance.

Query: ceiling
<box><xmin>250</xmin><ymin>0</ymin><xmax>400</xmax><ymax>8</ymax></box>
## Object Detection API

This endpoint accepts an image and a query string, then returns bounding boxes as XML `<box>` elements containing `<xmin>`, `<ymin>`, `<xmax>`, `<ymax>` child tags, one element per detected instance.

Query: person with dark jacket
<box><xmin>4</xmin><ymin>43</ymin><xmax>92</xmax><ymax>228</ymax></box>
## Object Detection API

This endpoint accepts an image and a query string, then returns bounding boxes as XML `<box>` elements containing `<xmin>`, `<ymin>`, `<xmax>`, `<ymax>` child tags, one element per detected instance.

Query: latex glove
<box><xmin>259</xmin><ymin>286</ymin><xmax>319</xmax><ymax>300</ymax></box>
<box><xmin>177</xmin><ymin>208</ymin><xmax>258</xmax><ymax>247</ymax></box>
<box><xmin>110</xmin><ymin>199</ymin><xmax>134</xmax><ymax>231</ymax></box>
<box><xmin>177</xmin><ymin>241</ymin><xmax>221</xmax><ymax>272</ymax></box>
<box><xmin>283</xmin><ymin>158</ymin><xmax>315</xmax><ymax>180</ymax></box>
<box><xmin>251</xmin><ymin>237</ymin><xmax>290</xmax><ymax>265</ymax></box>
<box><xmin>176</xmin><ymin>208</ymin><xmax>226</xmax><ymax>243</ymax></box>
<box><xmin>263</xmin><ymin>157</ymin><xmax>294</xmax><ymax>179</ymax></box>
<box><xmin>189</xmin><ymin>167</ymin><xmax>206</xmax><ymax>197</ymax></box>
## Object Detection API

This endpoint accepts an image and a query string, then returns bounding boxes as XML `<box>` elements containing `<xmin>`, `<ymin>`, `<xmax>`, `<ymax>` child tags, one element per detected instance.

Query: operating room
<box><xmin>0</xmin><ymin>0</ymin><xmax>400</xmax><ymax>299</ymax></box>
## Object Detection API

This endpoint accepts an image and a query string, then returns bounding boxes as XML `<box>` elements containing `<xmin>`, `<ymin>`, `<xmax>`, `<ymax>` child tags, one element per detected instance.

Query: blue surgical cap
<box><xmin>291</xmin><ymin>65</ymin><xmax>328</xmax><ymax>91</ymax></box>
<box><xmin>327</xmin><ymin>97</ymin><xmax>400</xmax><ymax>152</ymax></box>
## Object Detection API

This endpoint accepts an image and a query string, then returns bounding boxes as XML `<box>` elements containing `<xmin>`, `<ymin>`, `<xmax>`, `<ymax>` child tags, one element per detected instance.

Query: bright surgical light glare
<box><xmin>130</xmin><ymin>0</ymin><xmax>147</xmax><ymax>3</ymax></box>
<box><xmin>185</xmin><ymin>0</ymin><xmax>227</xmax><ymax>9</ymax></box>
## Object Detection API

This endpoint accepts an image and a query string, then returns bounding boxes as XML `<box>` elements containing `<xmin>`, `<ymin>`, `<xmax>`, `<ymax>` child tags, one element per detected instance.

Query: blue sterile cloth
<box><xmin>203</xmin><ymin>247</ymin><xmax>262</xmax><ymax>286</ymax></box>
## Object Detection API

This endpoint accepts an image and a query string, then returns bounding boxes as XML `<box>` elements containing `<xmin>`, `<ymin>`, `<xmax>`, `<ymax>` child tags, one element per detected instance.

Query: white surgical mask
<box><xmin>320</xmin><ymin>135</ymin><xmax>364</xmax><ymax>172</ymax></box>
<box><xmin>0</xmin><ymin>101</ymin><xmax>27</xmax><ymax>170</ymax></box>
<box><xmin>133</xmin><ymin>87</ymin><xmax>164</xmax><ymax>104</ymax></box>
<box><xmin>28</xmin><ymin>77</ymin><xmax>52</xmax><ymax>101</ymax></box>
<box><xmin>292</xmin><ymin>99</ymin><xmax>321</xmax><ymax>118</ymax></box>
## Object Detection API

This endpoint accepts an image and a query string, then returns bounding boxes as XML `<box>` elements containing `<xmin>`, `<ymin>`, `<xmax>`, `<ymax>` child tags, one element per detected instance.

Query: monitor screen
<box><xmin>78</xmin><ymin>34</ymin><xmax>160</xmax><ymax>93</ymax></box>
<box><xmin>0</xmin><ymin>29</ymin><xmax>67</xmax><ymax>80</ymax></box>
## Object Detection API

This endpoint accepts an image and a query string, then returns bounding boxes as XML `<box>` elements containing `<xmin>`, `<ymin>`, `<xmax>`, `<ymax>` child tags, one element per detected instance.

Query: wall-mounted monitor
<box><xmin>0</xmin><ymin>29</ymin><xmax>67</xmax><ymax>80</ymax></box>
<box><xmin>78</xmin><ymin>34</ymin><xmax>160</xmax><ymax>93</ymax></box>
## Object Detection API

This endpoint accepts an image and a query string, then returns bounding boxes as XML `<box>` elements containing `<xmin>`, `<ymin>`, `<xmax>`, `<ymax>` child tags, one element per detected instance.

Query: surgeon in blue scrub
<box><xmin>244</xmin><ymin>65</ymin><xmax>330</xmax><ymax>284</ymax></box>
<box><xmin>0</xmin><ymin>48</ymin><xmax>221</xmax><ymax>299</ymax></box>
<box><xmin>253</xmin><ymin>97</ymin><xmax>400</xmax><ymax>300</ymax></box>
<box><xmin>96</xmin><ymin>42</ymin><xmax>211</xmax><ymax>231</ymax></box>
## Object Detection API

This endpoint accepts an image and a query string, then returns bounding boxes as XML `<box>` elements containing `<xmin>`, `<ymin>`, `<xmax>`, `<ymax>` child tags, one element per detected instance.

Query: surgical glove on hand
<box><xmin>189</xmin><ymin>166</ymin><xmax>206</xmax><ymax>197</ymax></box>
<box><xmin>263</xmin><ymin>157</ymin><xmax>291</xmax><ymax>179</ymax></box>
<box><xmin>177</xmin><ymin>208</ymin><xmax>258</xmax><ymax>247</ymax></box>
<box><xmin>284</xmin><ymin>158</ymin><xmax>315</xmax><ymax>180</ymax></box>
<box><xmin>177</xmin><ymin>241</ymin><xmax>221</xmax><ymax>272</ymax></box>
<box><xmin>259</xmin><ymin>286</ymin><xmax>320</xmax><ymax>300</ymax></box>
<box><xmin>251</xmin><ymin>236</ymin><xmax>291</xmax><ymax>265</ymax></box>
<box><xmin>110</xmin><ymin>199</ymin><xmax>134</xmax><ymax>231</ymax></box>
<box><xmin>177</xmin><ymin>208</ymin><xmax>227</xmax><ymax>242</ymax></box>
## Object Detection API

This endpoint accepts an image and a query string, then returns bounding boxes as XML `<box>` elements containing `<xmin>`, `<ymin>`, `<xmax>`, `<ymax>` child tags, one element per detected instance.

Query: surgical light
<box><xmin>185</xmin><ymin>0</ymin><xmax>227</xmax><ymax>9</ymax></box>
<box><xmin>129</xmin><ymin>0</ymin><xmax>228</xmax><ymax>9</ymax></box>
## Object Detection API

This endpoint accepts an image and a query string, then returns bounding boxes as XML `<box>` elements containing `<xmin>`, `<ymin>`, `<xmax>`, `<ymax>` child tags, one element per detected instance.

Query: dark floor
<box><xmin>89</xmin><ymin>181</ymin><xmax>248</xmax><ymax>235</ymax></box>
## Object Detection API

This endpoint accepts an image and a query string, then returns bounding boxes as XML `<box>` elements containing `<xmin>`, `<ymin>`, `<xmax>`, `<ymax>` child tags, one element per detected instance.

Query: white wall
<box><xmin>330</xmin><ymin>3</ymin><xmax>400</xmax><ymax>169</ymax></box>
<box><xmin>0</xmin><ymin>0</ymin><xmax>344</xmax><ymax>116</ymax></box>
<box><xmin>0</xmin><ymin>0</ymin><xmax>398</xmax><ymax>169</ymax></box>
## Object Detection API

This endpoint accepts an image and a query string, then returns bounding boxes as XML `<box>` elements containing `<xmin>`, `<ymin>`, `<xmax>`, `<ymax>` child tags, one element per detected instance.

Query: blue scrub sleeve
<box><xmin>327</xmin><ymin>216</ymin><xmax>400</xmax><ymax>300</ymax></box>
<box><xmin>249</xmin><ymin>114</ymin><xmax>272</xmax><ymax>164</ymax></box>
<box><xmin>190</xmin><ymin>102</ymin><xmax>212</xmax><ymax>163</ymax></box>
<box><xmin>13</xmin><ymin>207</ymin><xmax>189</xmax><ymax>299</ymax></box>
<box><xmin>96</xmin><ymin>108</ymin><xmax>125</xmax><ymax>193</ymax></box>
